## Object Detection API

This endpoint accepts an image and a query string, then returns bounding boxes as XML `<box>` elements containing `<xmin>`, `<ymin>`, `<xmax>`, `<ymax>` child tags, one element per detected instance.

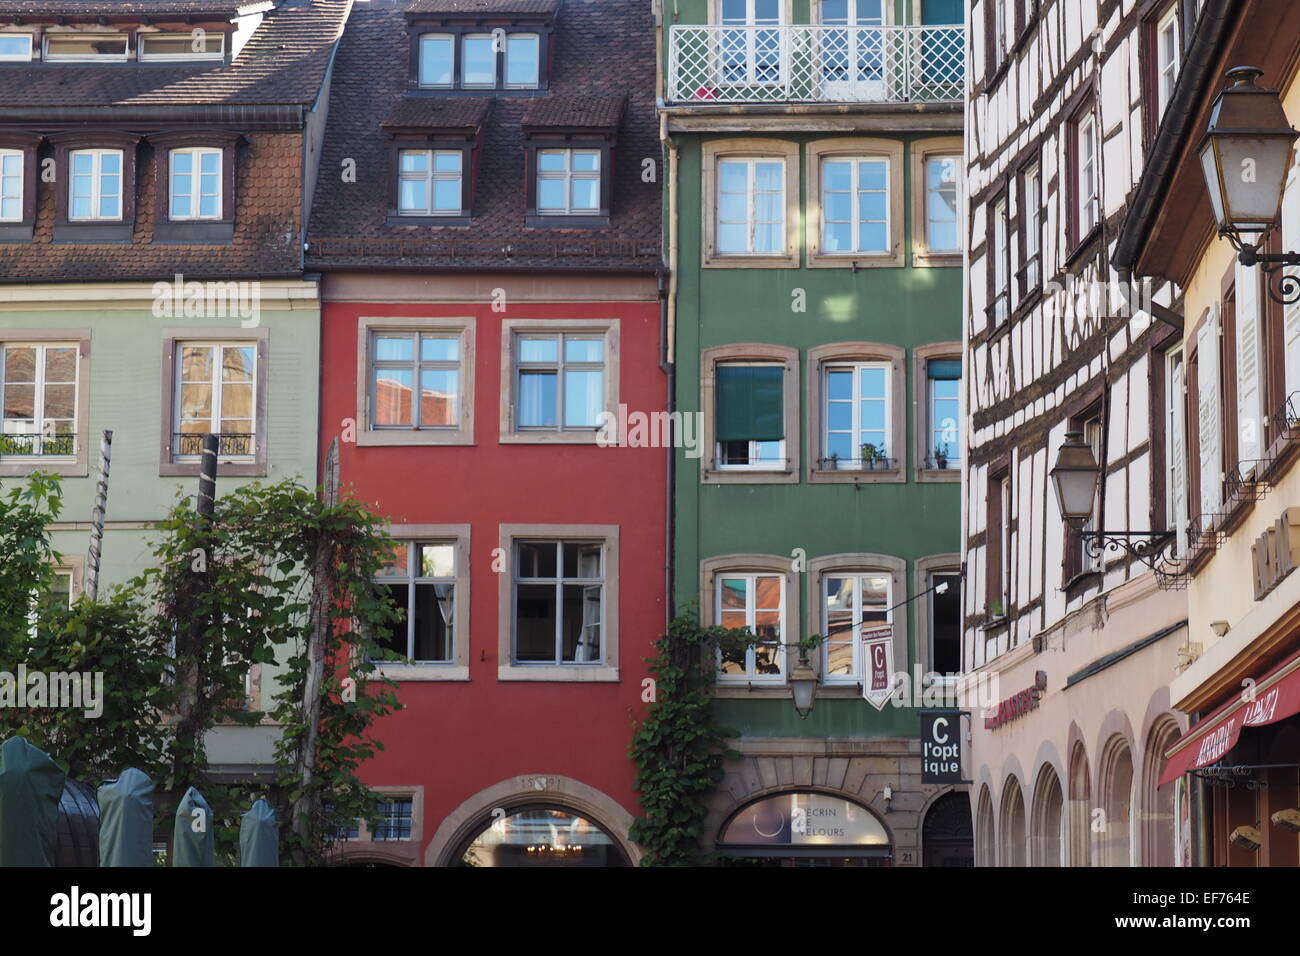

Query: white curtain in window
<box><xmin>1197</xmin><ymin>306</ymin><xmax>1221</xmax><ymax>520</ymax></box>
<box><xmin>1235</xmin><ymin>257</ymin><xmax>1262</xmax><ymax>467</ymax></box>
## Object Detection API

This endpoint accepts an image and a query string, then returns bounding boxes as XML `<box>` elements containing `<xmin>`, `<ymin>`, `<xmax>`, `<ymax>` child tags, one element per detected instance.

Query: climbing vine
<box><xmin>628</xmin><ymin>608</ymin><xmax>821</xmax><ymax>866</ymax></box>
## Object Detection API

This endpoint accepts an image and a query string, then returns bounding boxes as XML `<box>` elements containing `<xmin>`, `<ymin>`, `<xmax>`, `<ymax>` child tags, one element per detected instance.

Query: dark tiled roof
<box><xmin>0</xmin><ymin>1</ymin><xmax>259</xmax><ymax>13</ymax></box>
<box><xmin>307</xmin><ymin>0</ymin><xmax>661</xmax><ymax>272</ymax></box>
<box><xmin>0</xmin><ymin>0</ymin><xmax>350</xmax><ymax>281</ymax></box>
<box><xmin>522</xmin><ymin>95</ymin><xmax>625</xmax><ymax>130</ymax></box>
<box><xmin>0</xmin><ymin>0</ymin><xmax>350</xmax><ymax>108</ymax></box>
<box><xmin>406</xmin><ymin>0</ymin><xmax>559</xmax><ymax>15</ymax></box>
<box><xmin>381</xmin><ymin>96</ymin><xmax>491</xmax><ymax>130</ymax></box>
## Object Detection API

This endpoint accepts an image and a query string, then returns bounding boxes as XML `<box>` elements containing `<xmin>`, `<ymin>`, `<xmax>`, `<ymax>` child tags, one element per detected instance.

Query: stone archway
<box><xmin>921</xmin><ymin>790</ymin><xmax>973</xmax><ymax>866</ymax></box>
<box><xmin>424</xmin><ymin>774</ymin><xmax>641</xmax><ymax>867</ymax></box>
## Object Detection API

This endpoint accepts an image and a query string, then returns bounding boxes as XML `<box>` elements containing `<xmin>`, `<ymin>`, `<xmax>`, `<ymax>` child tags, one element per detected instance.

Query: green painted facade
<box><xmin>662</xmin><ymin>2</ymin><xmax>964</xmax><ymax>742</ymax></box>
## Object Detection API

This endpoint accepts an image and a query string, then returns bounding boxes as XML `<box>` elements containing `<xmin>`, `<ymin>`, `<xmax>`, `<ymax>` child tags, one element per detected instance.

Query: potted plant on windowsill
<box><xmin>934</xmin><ymin>444</ymin><xmax>949</xmax><ymax>470</ymax></box>
<box><xmin>859</xmin><ymin>442</ymin><xmax>877</xmax><ymax>470</ymax></box>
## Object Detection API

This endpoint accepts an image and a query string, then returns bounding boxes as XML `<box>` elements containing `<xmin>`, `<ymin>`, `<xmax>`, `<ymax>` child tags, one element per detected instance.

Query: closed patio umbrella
<box><xmin>0</xmin><ymin>736</ymin><xmax>65</xmax><ymax>867</ymax></box>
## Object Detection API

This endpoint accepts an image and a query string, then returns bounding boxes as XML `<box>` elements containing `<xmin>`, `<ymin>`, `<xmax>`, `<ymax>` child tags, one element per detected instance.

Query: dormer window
<box><xmin>148</xmin><ymin>131</ymin><xmax>239</xmax><ymax>243</ymax></box>
<box><xmin>44</xmin><ymin>34</ymin><xmax>129</xmax><ymax>61</ymax></box>
<box><xmin>537</xmin><ymin>149</ymin><xmax>600</xmax><ymax>216</ymax></box>
<box><xmin>169</xmin><ymin>148</ymin><xmax>223</xmax><ymax>221</ymax></box>
<box><xmin>407</xmin><ymin>0</ymin><xmax>557</xmax><ymax>91</ymax></box>
<box><xmin>522</xmin><ymin>96</ymin><xmax>623</xmax><ymax>229</ymax></box>
<box><xmin>139</xmin><ymin>32</ymin><xmax>226</xmax><ymax>62</ymax></box>
<box><xmin>398</xmin><ymin>150</ymin><xmax>463</xmax><ymax>216</ymax></box>
<box><xmin>382</xmin><ymin>98</ymin><xmax>490</xmax><ymax>225</ymax></box>
<box><xmin>416</xmin><ymin>30</ymin><xmax>543</xmax><ymax>90</ymax></box>
<box><xmin>0</xmin><ymin>34</ymin><xmax>33</xmax><ymax>62</ymax></box>
<box><xmin>68</xmin><ymin>150</ymin><xmax>123</xmax><ymax>221</ymax></box>
<box><xmin>0</xmin><ymin>150</ymin><xmax>22</xmax><ymax>222</ymax></box>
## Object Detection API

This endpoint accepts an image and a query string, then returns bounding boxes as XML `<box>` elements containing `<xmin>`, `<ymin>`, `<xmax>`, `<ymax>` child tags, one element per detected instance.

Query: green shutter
<box><xmin>716</xmin><ymin>365</ymin><xmax>784</xmax><ymax>442</ymax></box>
<box><xmin>928</xmin><ymin>359</ymin><xmax>962</xmax><ymax>380</ymax></box>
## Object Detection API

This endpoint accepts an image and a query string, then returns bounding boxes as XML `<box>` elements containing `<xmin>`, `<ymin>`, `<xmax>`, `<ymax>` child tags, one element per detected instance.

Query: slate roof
<box><xmin>381</xmin><ymin>96</ymin><xmax>492</xmax><ymax>131</ymax></box>
<box><xmin>0</xmin><ymin>0</ymin><xmax>351</xmax><ymax>282</ymax></box>
<box><xmin>406</xmin><ymin>0</ymin><xmax>559</xmax><ymax>16</ymax></box>
<box><xmin>0</xmin><ymin>1</ymin><xmax>260</xmax><ymax>13</ymax></box>
<box><xmin>307</xmin><ymin>0</ymin><xmax>661</xmax><ymax>272</ymax></box>
<box><xmin>0</xmin><ymin>0</ymin><xmax>350</xmax><ymax>109</ymax></box>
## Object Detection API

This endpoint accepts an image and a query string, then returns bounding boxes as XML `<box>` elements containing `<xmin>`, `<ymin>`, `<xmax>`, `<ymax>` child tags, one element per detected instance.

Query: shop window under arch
<box><xmin>456</xmin><ymin>806</ymin><xmax>630</xmax><ymax>867</ymax></box>
<box><xmin>716</xmin><ymin>791</ymin><xmax>891</xmax><ymax>866</ymax></box>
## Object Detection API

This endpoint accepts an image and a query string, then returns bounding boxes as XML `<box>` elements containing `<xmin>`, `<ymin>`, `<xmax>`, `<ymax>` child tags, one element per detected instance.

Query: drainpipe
<box><xmin>660</xmin><ymin>108</ymin><xmax>680</xmax><ymax>623</ymax></box>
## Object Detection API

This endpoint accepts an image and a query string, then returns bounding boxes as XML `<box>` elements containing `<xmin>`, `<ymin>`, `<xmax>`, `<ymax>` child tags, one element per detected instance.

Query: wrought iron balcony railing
<box><xmin>0</xmin><ymin>433</ymin><xmax>75</xmax><ymax>457</ymax></box>
<box><xmin>172</xmin><ymin>432</ymin><xmax>255</xmax><ymax>457</ymax></box>
<box><xmin>667</xmin><ymin>23</ymin><xmax>965</xmax><ymax>105</ymax></box>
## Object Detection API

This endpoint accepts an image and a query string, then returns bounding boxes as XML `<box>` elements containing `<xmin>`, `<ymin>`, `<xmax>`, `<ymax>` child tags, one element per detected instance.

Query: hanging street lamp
<box><xmin>1049</xmin><ymin>432</ymin><xmax>1176</xmax><ymax>571</ymax></box>
<box><xmin>1198</xmin><ymin>66</ymin><xmax>1300</xmax><ymax>304</ymax></box>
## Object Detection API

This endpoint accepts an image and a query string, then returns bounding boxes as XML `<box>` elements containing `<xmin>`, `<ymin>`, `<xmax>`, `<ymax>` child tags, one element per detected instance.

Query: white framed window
<box><xmin>1</xmin><ymin>343</ymin><xmax>77</xmax><ymax>458</ymax></box>
<box><xmin>398</xmin><ymin>149</ymin><xmax>463</xmax><ymax>216</ymax></box>
<box><xmin>505</xmin><ymin>33</ymin><xmax>540</xmax><ymax>88</ymax></box>
<box><xmin>139</xmin><ymin>32</ymin><xmax>224</xmax><ymax>61</ymax></box>
<box><xmin>924</xmin><ymin>154</ymin><xmax>960</xmax><ymax>253</ymax></box>
<box><xmin>44</xmin><ymin>33</ymin><xmax>128</xmax><ymax>61</ymax></box>
<box><xmin>173</xmin><ymin>342</ymin><xmax>256</xmax><ymax>460</ymax></box>
<box><xmin>719</xmin><ymin>0</ymin><xmax>783</xmax><ymax>86</ymax></box>
<box><xmin>717</xmin><ymin>156</ymin><xmax>785</xmax><ymax>254</ymax></box>
<box><xmin>992</xmin><ymin>195</ymin><xmax>1009</xmax><ymax>323</ymax></box>
<box><xmin>461</xmin><ymin>33</ymin><xmax>496</xmax><ymax>87</ymax></box>
<box><xmin>371</xmin><ymin>541</ymin><xmax>456</xmax><ymax>664</ymax></box>
<box><xmin>512</xmin><ymin>332</ymin><xmax>605</xmax><ymax>431</ymax></box>
<box><xmin>0</xmin><ymin>33</ymin><xmax>33</xmax><ymax>62</ymax></box>
<box><xmin>716</xmin><ymin>571</ymin><xmax>785</xmax><ymax>682</ymax></box>
<box><xmin>369</xmin><ymin>331</ymin><xmax>462</xmax><ymax>430</ymax></box>
<box><xmin>822</xmin><ymin>361</ymin><xmax>890</xmax><ymax>469</ymax></box>
<box><xmin>419</xmin><ymin>33</ymin><xmax>454</xmax><ymax>87</ymax></box>
<box><xmin>512</xmin><ymin>540</ymin><xmax>605</xmax><ymax>665</ymax></box>
<box><xmin>927</xmin><ymin>358</ymin><xmax>961</xmax><ymax>468</ymax></box>
<box><xmin>169</xmin><ymin>147</ymin><xmax>222</xmax><ymax>221</ymax></box>
<box><xmin>1076</xmin><ymin>109</ymin><xmax>1099</xmax><ymax>238</ymax></box>
<box><xmin>821</xmin><ymin>156</ymin><xmax>889</xmax><ymax>254</ymax></box>
<box><xmin>716</xmin><ymin>361</ymin><xmax>786</xmax><ymax>469</ymax></box>
<box><xmin>822</xmin><ymin>571</ymin><xmax>890</xmax><ymax>683</ymax></box>
<box><xmin>1156</xmin><ymin>7</ymin><xmax>1180</xmax><ymax>119</ymax></box>
<box><xmin>0</xmin><ymin>149</ymin><xmax>22</xmax><ymax>222</ymax></box>
<box><xmin>68</xmin><ymin>149</ymin><xmax>122</xmax><ymax>221</ymax></box>
<box><xmin>536</xmin><ymin>148</ymin><xmax>600</xmax><ymax>215</ymax></box>
<box><xmin>1023</xmin><ymin>162</ymin><xmax>1041</xmax><ymax>292</ymax></box>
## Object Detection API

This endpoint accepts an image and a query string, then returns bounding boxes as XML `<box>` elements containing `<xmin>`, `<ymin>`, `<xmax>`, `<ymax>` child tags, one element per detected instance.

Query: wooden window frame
<box><xmin>910</xmin><ymin>136</ymin><xmax>963</xmax><ymax>267</ymax></box>
<box><xmin>148</xmin><ymin>131</ymin><xmax>239</xmax><ymax>243</ymax></box>
<box><xmin>407</xmin><ymin>22</ymin><xmax>554</xmax><ymax>92</ymax></box>
<box><xmin>0</xmin><ymin>329</ymin><xmax>91</xmax><ymax>478</ymax></box>
<box><xmin>807</xmin><ymin>137</ymin><xmax>906</xmax><ymax>268</ymax></box>
<box><xmin>986</xmin><ymin>185</ymin><xmax>1011</xmax><ymax>329</ymax></box>
<box><xmin>497</xmin><ymin>524</ymin><xmax>620</xmax><ymax>683</ymax></box>
<box><xmin>702</xmin><ymin>342</ymin><xmax>799</xmax><ymax>484</ymax></box>
<box><xmin>523</xmin><ymin>136</ymin><xmax>614</xmax><ymax>229</ymax></box>
<box><xmin>356</xmin><ymin>316</ymin><xmax>475</xmax><ymax>447</ymax></box>
<box><xmin>1016</xmin><ymin>155</ymin><xmax>1043</xmax><ymax>306</ymax></box>
<box><xmin>806</xmin><ymin>552</ymin><xmax>908</xmax><ymax>694</ymax></box>
<box><xmin>702</xmin><ymin>138</ymin><xmax>799</xmax><ymax>269</ymax></box>
<box><xmin>807</xmin><ymin>341</ymin><xmax>905</xmax><ymax>483</ymax></box>
<box><xmin>913</xmin><ymin>342</ymin><xmax>962</xmax><ymax>482</ymax></box>
<box><xmin>159</xmin><ymin>327</ymin><xmax>268</xmax><ymax>478</ymax></box>
<box><xmin>1066</xmin><ymin>99</ymin><xmax>1101</xmax><ymax>253</ymax></box>
<box><xmin>0</xmin><ymin>132</ymin><xmax>40</xmax><ymax>241</ymax></box>
<box><xmin>368</xmin><ymin>525</ymin><xmax>471</xmax><ymax>682</ymax></box>
<box><xmin>49</xmin><ymin>131</ymin><xmax>139</xmax><ymax>243</ymax></box>
<box><xmin>702</xmin><ymin>551</ymin><xmax>799</xmax><ymax>698</ymax></box>
<box><xmin>986</xmin><ymin>458</ymin><xmax>1011</xmax><ymax>619</ymax></box>
<box><xmin>915</xmin><ymin>553</ymin><xmax>962</xmax><ymax>679</ymax></box>
<box><xmin>385</xmin><ymin>131</ymin><xmax>480</xmax><ymax>226</ymax></box>
<box><xmin>499</xmin><ymin>319</ymin><xmax>619</xmax><ymax>445</ymax></box>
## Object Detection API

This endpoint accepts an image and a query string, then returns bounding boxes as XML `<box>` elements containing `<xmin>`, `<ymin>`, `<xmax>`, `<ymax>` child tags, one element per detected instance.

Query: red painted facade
<box><xmin>318</xmin><ymin>291</ymin><xmax>665</xmax><ymax>864</ymax></box>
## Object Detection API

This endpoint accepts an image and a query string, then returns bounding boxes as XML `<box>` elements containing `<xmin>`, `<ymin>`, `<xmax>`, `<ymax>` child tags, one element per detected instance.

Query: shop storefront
<box><xmin>715</xmin><ymin>791</ymin><xmax>893</xmax><ymax>867</ymax></box>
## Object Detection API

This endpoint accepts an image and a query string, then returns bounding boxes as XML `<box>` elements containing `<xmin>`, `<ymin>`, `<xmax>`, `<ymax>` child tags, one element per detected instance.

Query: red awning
<box><xmin>1160</xmin><ymin>652</ymin><xmax>1300</xmax><ymax>786</ymax></box>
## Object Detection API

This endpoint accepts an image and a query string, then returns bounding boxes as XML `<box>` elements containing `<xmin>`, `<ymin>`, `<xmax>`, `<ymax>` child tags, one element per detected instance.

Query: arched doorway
<box><xmin>455</xmin><ymin>806</ymin><xmax>630</xmax><ymax>867</ymax></box>
<box><xmin>999</xmin><ymin>777</ymin><xmax>1026</xmax><ymax>866</ymax></box>
<box><xmin>1143</xmin><ymin>718</ymin><xmax>1180</xmax><ymax>866</ymax></box>
<box><xmin>1068</xmin><ymin>743</ymin><xmax>1091</xmax><ymax>865</ymax></box>
<box><xmin>716</xmin><ymin>791</ymin><xmax>891</xmax><ymax>866</ymax></box>
<box><xmin>1031</xmin><ymin>766</ymin><xmax>1064</xmax><ymax>866</ymax></box>
<box><xmin>975</xmin><ymin>785</ymin><xmax>995</xmax><ymax>866</ymax></box>
<box><xmin>1100</xmin><ymin>737</ymin><xmax>1135</xmax><ymax>866</ymax></box>
<box><xmin>922</xmin><ymin>791</ymin><xmax>973</xmax><ymax>866</ymax></box>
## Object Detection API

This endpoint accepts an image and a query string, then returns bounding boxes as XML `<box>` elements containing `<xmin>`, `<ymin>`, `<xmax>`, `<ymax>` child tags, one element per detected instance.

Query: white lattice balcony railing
<box><xmin>667</xmin><ymin>24</ymin><xmax>965</xmax><ymax>105</ymax></box>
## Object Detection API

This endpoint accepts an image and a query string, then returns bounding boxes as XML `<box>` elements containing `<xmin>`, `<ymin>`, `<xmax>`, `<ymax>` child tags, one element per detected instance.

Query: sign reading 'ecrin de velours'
<box><xmin>920</xmin><ymin>710</ymin><xmax>963</xmax><ymax>784</ymax></box>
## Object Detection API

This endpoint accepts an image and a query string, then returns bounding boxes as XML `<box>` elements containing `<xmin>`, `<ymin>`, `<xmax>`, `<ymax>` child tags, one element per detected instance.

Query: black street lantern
<box><xmin>1049</xmin><ymin>433</ymin><xmax>1176</xmax><ymax>575</ymax></box>
<box><xmin>1049</xmin><ymin>431</ymin><xmax>1099</xmax><ymax>531</ymax></box>
<box><xmin>1199</xmin><ymin>66</ymin><xmax>1298</xmax><ymax>245</ymax></box>
<box><xmin>1199</xmin><ymin>66</ymin><xmax>1300</xmax><ymax>305</ymax></box>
